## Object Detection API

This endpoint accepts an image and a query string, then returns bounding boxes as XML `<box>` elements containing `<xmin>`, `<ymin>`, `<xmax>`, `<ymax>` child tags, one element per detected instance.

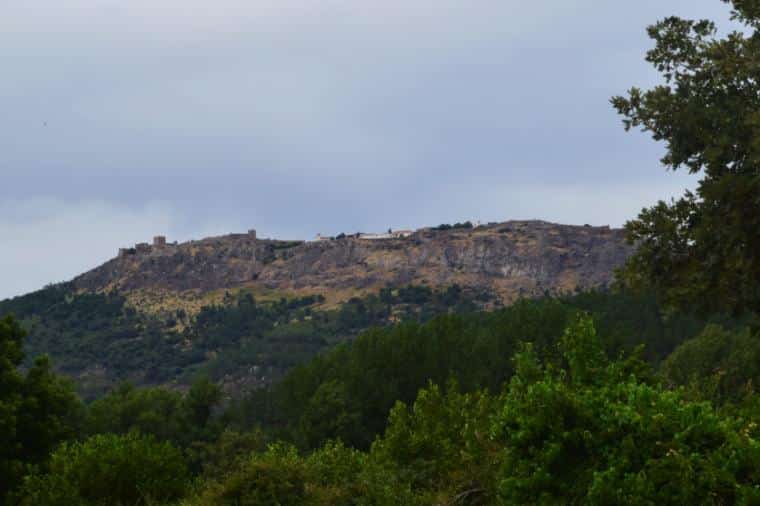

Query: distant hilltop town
<box><xmin>314</xmin><ymin>229</ymin><xmax>414</xmax><ymax>242</ymax></box>
<box><xmin>116</xmin><ymin>222</ymin><xmax>491</xmax><ymax>258</ymax></box>
<box><xmin>313</xmin><ymin>221</ymin><xmax>482</xmax><ymax>242</ymax></box>
<box><xmin>119</xmin><ymin>230</ymin><xmax>257</xmax><ymax>258</ymax></box>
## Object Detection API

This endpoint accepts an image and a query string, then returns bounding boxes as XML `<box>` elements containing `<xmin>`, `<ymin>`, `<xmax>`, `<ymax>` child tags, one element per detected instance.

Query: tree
<box><xmin>369</xmin><ymin>381</ymin><xmax>500</xmax><ymax>503</ymax></box>
<box><xmin>662</xmin><ymin>324</ymin><xmax>760</xmax><ymax>401</ymax></box>
<box><xmin>190</xmin><ymin>443</ymin><xmax>308</xmax><ymax>506</ymax></box>
<box><xmin>612</xmin><ymin>1</ymin><xmax>760</xmax><ymax>315</ymax></box>
<box><xmin>18</xmin><ymin>433</ymin><xmax>190</xmax><ymax>506</ymax></box>
<box><xmin>86</xmin><ymin>382</ymin><xmax>186</xmax><ymax>443</ymax></box>
<box><xmin>0</xmin><ymin>315</ymin><xmax>81</xmax><ymax>502</ymax></box>
<box><xmin>491</xmin><ymin>316</ymin><xmax>760</xmax><ymax>504</ymax></box>
<box><xmin>0</xmin><ymin>315</ymin><xmax>27</xmax><ymax>500</ymax></box>
<box><xmin>183</xmin><ymin>376</ymin><xmax>223</xmax><ymax>434</ymax></box>
<box><xmin>298</xmin><ymin>380</ymin><xmax>360</xmax><ymax>449</ymax></box>
<box><xmin>85</xmin><ymin>377</ymin><xmax>222</xmax><ymax>449</ymax></box>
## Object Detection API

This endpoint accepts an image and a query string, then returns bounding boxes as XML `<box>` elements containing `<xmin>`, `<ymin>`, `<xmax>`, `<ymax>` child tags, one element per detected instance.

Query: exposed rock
<box><xmin>74</xmin><ymin>220</ymin><xmax>632</xmax><ymax>303</ymax></box>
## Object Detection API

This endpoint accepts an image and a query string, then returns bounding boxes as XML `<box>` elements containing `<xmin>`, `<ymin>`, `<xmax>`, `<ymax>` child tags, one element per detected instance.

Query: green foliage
<box><xmin>188</xmin><ymin>429</ymin><xmax>269</xmax><ymax>480</ymax></box>
<box><xmin>18</xmin><ymin>433</ymin><xmax>190</xmax><ymax>506</ymax></box>
<box><xmin>190</xmin><ymin>442</ymin><xmax>308</xmax><ymax>506</ymax></box>
<box><xmin>86</xmin><ymin>383</ymin><xmax>185</xmax><ymax>441</ymax></box>
<box><xmin>190</xmin><ymin>316</ymin><xmax>760</xmax><ymax>505</ymax></box>
<box><xmin>298</xmin><ymin>380</ymin><xmax>361</xmax><ymax>449</ymax></box>
<box><xmin>662</xmin><ymin>324</ymin><xmax>760</xmax><ymax>402</ymax></box>
<box><xmin>233</xmin><ymin>292</ymin><xmax>714</xmax><ymax>451</ymax></box>
<box><xmin>0</xmin><ymin>315</ymin><xmax>82</xmax><ymax>503</ymax></box>
<box><xmin>85</xmin><ymin>377</ymin><xmax>222</xmax><ymax>450</ymax></box>
<box><xmin>0</xmin><ymin>286</ymin><xmax>184</xmax><ymax>399</ymax></box>
<box><xmin>2</xmin><ymin>292</ymin><xmax>757</xmax><ymax>506</ymax></box>
<box><xmin>194</xmin><ymin>285</ymin><xmax>485</xmax><ymax>387</ymax></box>
<box><xmin>432</xmin><ymin>221</ymin><xmax>473</xmax><ymax>231</ymax></box>
<box><xmin>558</xmin><ymin>314</ymin><xmax>607</xmax><ymax>385</ymax></box>
<box><xmin>184</xmin><ymin>376</ymin><xmax>223</xmax><ymax>432</ymax></box>
<box><xmin>369</xmin><ymin>381</ymin><xmax>500</xmax><ymax>504</ymax></box>
<box><xmin>0</xmin><ymin>282</ymin><xmax>492</xmax><ymax>399</ymax></box>
<box><xmin>189</xmin><ymin>438</ymin><xmax>423</xmax><ymax>506</ymax></box>
<box><xmin>303</xmin><ymin>441</ymin><xmax>368</xmax><ymax>505</ymax></box>
<box><xmin>490</xmin><ymin>317</ymin><xmax>760</xmax><ymax>505</ymax></box>
<box><xmin>612</xmin><ymin>2</ymin><xmax>760</xmax><ymax>315</ymax></box>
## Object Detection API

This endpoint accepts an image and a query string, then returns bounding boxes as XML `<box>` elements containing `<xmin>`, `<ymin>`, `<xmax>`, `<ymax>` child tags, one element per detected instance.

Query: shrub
<box><xmin>19</xmin><ymin>433</ymin><xmax>190</xmax><ymax>506</ymax></box>
<box><xmin>491</xmin><ymin>316</ymin><xmax>760</xmax><ymax>505</ymax></box>
<box><xmin>190</xmin><ymin>443</ymin><xmax>307</xmax><ymax>506</ymax></box>
<box><xmin>662</xmin><ymin>324</ymin><xmax>760</xmax><ymax>402</ymax></box>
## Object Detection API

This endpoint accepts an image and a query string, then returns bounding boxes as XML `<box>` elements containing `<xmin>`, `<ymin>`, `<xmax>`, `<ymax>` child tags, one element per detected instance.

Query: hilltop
<box><xmin>75</xmin><ymin>219</ymin><xmax>630</xmax><ymax>307</ymax></box>
<box><xmin>1</xmin><ymin>219</ymin><xmax>632</xmax><ymax>398</ymax></box>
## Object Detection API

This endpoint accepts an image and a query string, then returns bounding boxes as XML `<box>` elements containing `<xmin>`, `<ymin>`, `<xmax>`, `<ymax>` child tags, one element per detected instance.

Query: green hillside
<box><xmin>0</xmin><ymin>282</ymin><xmax>492</xmax><ymax>399</ymax></box>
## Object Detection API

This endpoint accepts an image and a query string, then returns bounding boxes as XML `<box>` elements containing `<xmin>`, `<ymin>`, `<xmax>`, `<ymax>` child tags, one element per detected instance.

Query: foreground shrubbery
<box><xmin>18</xmin><ymin>433</ymin><xmax>190</xmax><ymax>506</ymax></box>
<box><xmin>4</xmin><ymin>296</ymin><xmax>759</xmax><ymax>505</ymax></box>
<box><xmin>0</xmin><ymin>315</ymin><xmax>82</xmax><ymax>502</ymax></box>
<box><xmin>175</xmin><ymin>316</ymin><xmax>759</xmax><ymax>505</ymax></box>
<box><xmin>3</xmin><ymin>292</ymin><xmax>759</xmax><ymax>505</ymax></box>
<box><xmin>491</xmin><ymin>319</ymin><xmax>759</xmax><ymax>504</ymax></box>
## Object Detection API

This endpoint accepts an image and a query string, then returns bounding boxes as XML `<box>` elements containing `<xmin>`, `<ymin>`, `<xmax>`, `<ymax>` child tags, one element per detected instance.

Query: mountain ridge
<box><xmin>1</xmin><ymin>218</ymin><xmax>633</xmax><ymax>398</ymax></box>
<box><xmin>72</xmin><ymin>219</ymin><xmax>631</xmax><ymax>307</ymax></box>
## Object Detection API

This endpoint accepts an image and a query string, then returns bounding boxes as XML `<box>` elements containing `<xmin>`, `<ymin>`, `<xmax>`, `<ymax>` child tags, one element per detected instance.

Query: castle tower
<box><xmin>153</xmin><ymin>235</ymin><xmax>167</xmax><ymax>248</ymax></box>
<box><xmin>248</xmin><ymin>229</ymin><xmax>257</xmax><ymax>240</ymax></box>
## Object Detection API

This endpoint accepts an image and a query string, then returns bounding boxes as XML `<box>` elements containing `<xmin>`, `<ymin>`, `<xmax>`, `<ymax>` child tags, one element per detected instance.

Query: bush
<box><xmin>662</xmin><ymin>324</ymin><xmax>760</xmax><ymax>402</ymax></box>
<box><xmin>190</xmin><ymin>443</ymin><xmax>308</xmax><ymax>506</ymax></box>
<box><xmin>491</xmin><ymin>317</ymin><xmax>760</xmax><ymax>505</ymax></box>
<box><xmin>368</xmin><ymin>381</ymin><xmax>500</xmax><ymax>504</ymax></box>
<box><xmin>188</xmin><ymin>316</ymin><xmax>760</xmax><ymax>505</ymax></box>
<box><xmin>18</xmin><ymin>433</ymin><xmax>190</xmax><ymax>506</ymax></box>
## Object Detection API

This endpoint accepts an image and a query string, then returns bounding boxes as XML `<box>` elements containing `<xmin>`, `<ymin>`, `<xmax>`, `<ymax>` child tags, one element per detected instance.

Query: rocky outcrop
<box><xmin>74</xmin><ymin>221</ymin><xmax>632</xmax><ymax>303</ymax></box>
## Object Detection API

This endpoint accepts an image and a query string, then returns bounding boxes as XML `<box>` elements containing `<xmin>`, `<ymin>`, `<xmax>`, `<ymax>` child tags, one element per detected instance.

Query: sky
<box><xmin>0</xmin><ymin>1</ymin><xmax>736</xmax><ymax>300</ymax></box>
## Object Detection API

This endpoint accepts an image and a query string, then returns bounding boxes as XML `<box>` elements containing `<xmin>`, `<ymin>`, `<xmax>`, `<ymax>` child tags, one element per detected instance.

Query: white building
<box><xmin>358</xmin><ymin>230</ymin><xmax>414</xmax><ymax>240</ymax></box>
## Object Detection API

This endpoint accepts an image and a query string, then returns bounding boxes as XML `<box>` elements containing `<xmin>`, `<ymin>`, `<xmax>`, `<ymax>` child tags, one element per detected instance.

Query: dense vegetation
<box><xmin>0</xmin><ymin>315</ymin><xmax>81</xmax><ymax>502</ymax></box>
<box><xmin>2</xmin><ymin>300</ymin><xmax>758</xmax><ymax>504</ymax></box>
<box><xmin>0</xmin><ymin>283</ymin><xmax>489</xmax><ymax>399</ymax></box>
<box><xmin>2</xmin><ymin>1</ymin><xmax>760</xmax><ymax>504</ymax></box>
<box><xmin>228</xmin><ymin>291</ymin><xmax>733</xmax><ymax>450</ymax></box>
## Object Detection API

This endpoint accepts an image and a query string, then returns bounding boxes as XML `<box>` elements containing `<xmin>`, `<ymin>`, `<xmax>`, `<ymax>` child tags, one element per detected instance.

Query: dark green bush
<box><xmin>18</xmin><ymin>433</ymin><xmax>190</xmax><ymax>506</ymax></box>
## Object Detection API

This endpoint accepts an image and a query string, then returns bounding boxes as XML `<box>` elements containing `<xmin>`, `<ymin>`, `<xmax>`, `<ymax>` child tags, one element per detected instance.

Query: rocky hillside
<box><xmin>75</xmin><ymin>220</ymin><xmax>631</xmax><ymax>306</ymax></box>
<box><xmin>2</xmin><ymin>220</ymin><xmax>632</xmax><ymax>398</ymax></box>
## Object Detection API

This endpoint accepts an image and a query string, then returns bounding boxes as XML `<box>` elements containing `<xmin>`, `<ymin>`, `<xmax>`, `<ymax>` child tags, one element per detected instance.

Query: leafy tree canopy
<box><xmin>184</xmin><ymin>317</ymin><xmax>760</xmax><ymax>506</ymax></box>
<box><xmin>18</xmin><ymin>433</ymin><xmax>189</xmax><ymax>506</ymax></box>
<box><xmin>0</xmin><ymin>315</ymin><xmax>82</xmax><ymax>503</ymax></box>
<box><xmin>612</xmin><ymin>0</ymin><xmax>760</xmax><ymax>316</ymax></box>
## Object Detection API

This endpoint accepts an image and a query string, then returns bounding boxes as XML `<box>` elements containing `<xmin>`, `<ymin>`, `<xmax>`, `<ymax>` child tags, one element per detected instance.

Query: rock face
<box><xmin>74</xmin><ymin>221</ymin><xmax>632</xmax><ymax>303</ymax></box>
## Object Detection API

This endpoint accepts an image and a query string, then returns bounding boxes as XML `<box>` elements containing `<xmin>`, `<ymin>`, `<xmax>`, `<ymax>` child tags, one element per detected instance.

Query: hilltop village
<box><xmin>116</xmin><ymin>221</ymin><xmax>487</xmax><ymax>258</ymax></box>
<box><xmin>314</xmin><ymin>220</ymin><xmax>482</xmax><ymax>242</ymax></box>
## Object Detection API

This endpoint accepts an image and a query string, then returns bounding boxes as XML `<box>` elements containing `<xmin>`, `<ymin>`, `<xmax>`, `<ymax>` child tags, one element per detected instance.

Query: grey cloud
<box><xmin>0</xmin><ymin>0</ymin><xmax>736</xmax><ymax>297</ymax></box>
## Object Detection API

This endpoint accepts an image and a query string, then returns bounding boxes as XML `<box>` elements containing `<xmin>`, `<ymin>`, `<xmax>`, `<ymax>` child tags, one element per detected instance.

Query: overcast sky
<box><xmin>1</xmin><ymin>1</ymin><xmax>735</xmax><ymax>299</ymax></box>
